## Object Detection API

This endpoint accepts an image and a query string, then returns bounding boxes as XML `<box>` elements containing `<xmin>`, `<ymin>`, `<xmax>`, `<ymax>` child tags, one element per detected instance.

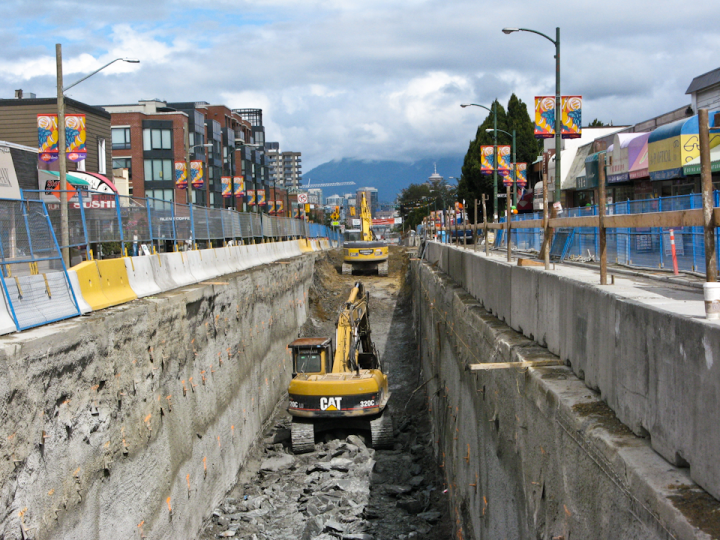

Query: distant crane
<box><xmin>302</xmin><ymin>179</ymin><xmax>356</xmax><ymax>189</ymax></box>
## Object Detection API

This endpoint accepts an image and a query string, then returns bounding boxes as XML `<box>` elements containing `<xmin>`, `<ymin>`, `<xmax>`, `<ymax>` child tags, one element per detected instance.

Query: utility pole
<box><xmin>56</xmin><ymin>44</ymin><xmax>70</xmax><ymax>267</ymax></box>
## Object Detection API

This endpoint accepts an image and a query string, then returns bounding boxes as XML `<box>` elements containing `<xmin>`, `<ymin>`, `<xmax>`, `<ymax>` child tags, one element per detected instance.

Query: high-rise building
<box><xmin>356</xmin><ymin>187</ymin><xmax>379</xmax><ymax>217</ymax></box>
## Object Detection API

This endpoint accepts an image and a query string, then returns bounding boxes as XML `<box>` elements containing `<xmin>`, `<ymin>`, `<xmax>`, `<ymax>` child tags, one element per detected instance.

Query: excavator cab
<box><xmin>290</xmin><ymin>338</ymin><xmax>333</xmax><ymax>376</ymax></box>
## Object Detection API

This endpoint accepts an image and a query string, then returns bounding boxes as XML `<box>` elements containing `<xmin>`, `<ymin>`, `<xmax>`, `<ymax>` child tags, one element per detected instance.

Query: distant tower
<box><xmin>428</xmin><ymin>163</ymin><xmax>443</xmax><ymax>184</ymax></box>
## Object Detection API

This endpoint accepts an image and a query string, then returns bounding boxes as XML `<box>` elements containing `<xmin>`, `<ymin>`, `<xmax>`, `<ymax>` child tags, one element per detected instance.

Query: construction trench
<box><xmin>0</xmin><ymin>245</ymin><xmax>719</xmax><ymax>539</ymax></box>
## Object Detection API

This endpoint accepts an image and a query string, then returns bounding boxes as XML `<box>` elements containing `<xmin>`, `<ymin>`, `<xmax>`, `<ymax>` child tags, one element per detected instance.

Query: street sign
<box><xmin>331</xmin><ymin>221</ymin><xmax>340</xmax><ymax>226</ymax></box>
<box><xmin>297</xmin><ymin>193</ymin><xmax>308</xmax><ymax>204</ymax></box>
<box><xmin>498</xmin><ymin>193</ymin><xmax>507</xmax><ymax>198</ymax></box>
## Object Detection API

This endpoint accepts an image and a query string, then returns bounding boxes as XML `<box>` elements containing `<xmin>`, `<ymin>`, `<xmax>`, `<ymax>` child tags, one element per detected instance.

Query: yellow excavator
<box><xmin>287</xmin><ymin>282</ymin><xmax>392</xmax><ymax>452</ymax></box>
<box><xmin>342</xmin><ymin>193</ymin><xmax>389</xmax><ymax>276</ymax></box>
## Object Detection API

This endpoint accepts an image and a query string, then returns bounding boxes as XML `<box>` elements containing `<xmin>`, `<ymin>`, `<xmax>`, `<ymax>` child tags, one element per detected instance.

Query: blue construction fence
<box><xmin>20</xmin><ymin>189</ymin><xmax>339</xmax><ymax>261</ymax></box>
<box><xmin>492</xmin><ymin>191</ymin><xmax>720</xmax><ymax>274</ymax></box>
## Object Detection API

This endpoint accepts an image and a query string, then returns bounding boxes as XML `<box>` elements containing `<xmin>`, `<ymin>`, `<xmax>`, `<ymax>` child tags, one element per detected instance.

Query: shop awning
<box><xmin>39</xmin><ymin>170</ymin><xmax>91</xmax><ymax>187</ymax></box>
<box><xmin>683</xmin><ymin>145</ymin><xmax>720</xmax><ymax>175</ymax></box>
<box><xmin>608</xmin><ymin>133</ymin><xmax>648</xmax><ymax>183</ymax></box>
<box><xmin>568</xmin><ymin>143</ymin><xmax>592</xmax><ymax>190</ymax></box>
<box><xmin>648</xmin><ymin>114</ymin><xmax>720</xmax><ymax>181</ymax></box>
<box><xmin>580</xmin><ymin>151</ymin><xmax>605</xmax><ymax>190</ymax></box>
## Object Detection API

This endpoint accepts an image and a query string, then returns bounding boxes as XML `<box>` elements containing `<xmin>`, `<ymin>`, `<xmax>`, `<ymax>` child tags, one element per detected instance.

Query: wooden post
<box><xmin>463</xmin><ymin>204</ymin><xmax>468</xmax><ymax>248</ymax></box>
<box><xmin>598</xmin><ymin>153</ymin><xmax>607</xmax><ymax>285</ymax></box>
<box><xmin>506</xmin><ymin>184</ymin><xmax>512</xmax><ymax>262</ymax></box>
<box><xmin>700</xmin><ymin>108</ymin><xmax>717</xmax><ymax>282</ymax></box>
<box><xmin>542</xmin><ymin>170</ymin><xmax>550</xmax><ymax>269</ymax></box>
<box><xmin>482</xmin><ymin>194</ymin><xmax>488</xmax><ymax>256</ymax></box>
<box><xmin>474</xmin><ymin>198</ymin><xmax>478</xmax><ymax>252</ymax></box>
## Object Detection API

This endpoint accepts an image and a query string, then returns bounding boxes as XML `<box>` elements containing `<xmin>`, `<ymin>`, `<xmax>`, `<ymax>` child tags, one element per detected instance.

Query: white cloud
<box><xmin>1</xmin><ymin>0</ymin><xmax>719</xmax><ymax>171</ymax></box>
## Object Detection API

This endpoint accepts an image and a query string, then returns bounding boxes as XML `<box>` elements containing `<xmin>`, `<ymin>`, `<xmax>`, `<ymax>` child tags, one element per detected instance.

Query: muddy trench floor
<box><xmin>198</xmin><ymin>246</ymin><xmax>453</xmax><ymax>540</ymax></box>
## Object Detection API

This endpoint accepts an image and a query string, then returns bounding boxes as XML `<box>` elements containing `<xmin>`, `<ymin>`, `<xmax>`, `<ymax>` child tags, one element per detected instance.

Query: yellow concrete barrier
<box><xmin>298</xmin><ymin>239</ymin><xmax>314</xmax><ymax>253</ymax></box>
<box><xmin>72</xmin><ymin>259</ymin><xmax>138</xmax><ymax>310</ymax></box>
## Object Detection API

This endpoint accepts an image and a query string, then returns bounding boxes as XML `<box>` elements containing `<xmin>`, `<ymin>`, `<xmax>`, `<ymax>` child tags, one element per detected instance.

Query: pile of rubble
<box><xmin>203</xmin><ymin>420</ymin><xmax>447</xmax><ymax>540</ymax></box>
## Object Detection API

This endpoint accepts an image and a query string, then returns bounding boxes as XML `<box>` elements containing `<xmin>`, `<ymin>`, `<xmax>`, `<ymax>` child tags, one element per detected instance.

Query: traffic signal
<box><xmin>350</xmin><ymin>207</ymin><xmax>356</xmax><ymax>216</ymax></box>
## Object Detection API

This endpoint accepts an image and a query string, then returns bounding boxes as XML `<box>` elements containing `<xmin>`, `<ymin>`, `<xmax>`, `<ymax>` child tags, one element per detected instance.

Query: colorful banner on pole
<box><xmin>257</xmin><ymin>189</ymin><xmax>266</xmax><ymax>205</ymax></box>
<box><xmin>561</xmin><ymin>96</ymin><xmax>582</xmax><ymax>139</ymax></box>
<box><xmin>37</xmin><ymin>114</ymin><xmax>87</xmax><ymax>162</ymax></box>
<box><xmin>233</xmin><ymin>176</ymin><xmax>244</xmax><ymax>197</ymax></box>
<box><xmin>190</xmin><ymin>161</ymin><xmax>204</xmax><ymax>189</ymax></box>
<box><xmin>480</xmin><ymin>146</ymin><xmax>495</xmax><ymax>174</ymax></box>
<box><xmin>221</xmin><ymin>176</ymin><xmax>232</xmax><ymax>197</ymax></box>
<box><xmin>247</xmin><ymin>189</ymin><xmax>255</xmax><ymax>205</ymax></box>
<box><xmin>65</xmin><ymin>115</ymin><xmax>87</xmax><ymax>162</ymax></box>
<box><xmin>515</xmin><ymin>163</ymin><xmax>528</xmax><ymax>187</ymax></box>
<box><xmin>37</xmin><ymin>114</ymin><xmax>59</xmax><ymax>163</ymax></box>
<box><xmin>498</xmin><ymin>146</ymin><xmax>512</xmax><ymax>172</ymax></box>
<box><xmin>534</xmin><ymin>96</ymin><xmax>556</xmax><ymax>138</ymax></box>
<box><xmin>268</xmin><ymin>200</ymin><xmax>275</xmax><ymax>213</ymax></box>
<box><xmin>276</xmin><ymin>200</ymin><xmax>283</xmax><ymax>213</ymax></box>
<box><xmin>175</xmin><ymin>161</ymin><xmax>188</xmax><ymax>189</ymax></box>
<box><xmin>293</xmin><ymin>204</ymin><xmax>299</xmax><ymax>218</ymax></box>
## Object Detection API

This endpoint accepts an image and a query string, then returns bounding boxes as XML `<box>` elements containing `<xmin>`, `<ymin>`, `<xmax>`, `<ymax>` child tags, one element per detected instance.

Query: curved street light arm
<box><xmin>63</xmin><ymin>57</ymin><xmax>140</xmax><ymax>92</ymax></box>
<box><xmin>516</xmin><ymin>28</ymin><xmax>556</xmax><ymax>45</ymax></box>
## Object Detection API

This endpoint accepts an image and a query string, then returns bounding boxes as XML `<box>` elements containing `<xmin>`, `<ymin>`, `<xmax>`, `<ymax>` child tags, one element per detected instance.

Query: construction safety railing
<box><xmin>427</xmin><ymin>191</ymin><xmax>720</xmax><ymax>277</ymax></box>
<box><xmin>21</xmin><ymin>189</ymin><xmax>332</xmax><ymax>260</ymax></box>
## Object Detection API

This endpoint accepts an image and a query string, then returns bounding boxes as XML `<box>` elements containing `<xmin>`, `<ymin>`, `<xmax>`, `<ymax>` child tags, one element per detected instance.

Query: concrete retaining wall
<box><xmin>412</xmin><ymin>258</ymin><xmax>716</xmax><ymax>540</ymax></box>
<box><xmin>424</xmin><ymin>241</ymin><xmax>720</xmax><ymax>502</ymax></box>
<box><xmin>0</xmin><ymin>254</ymin><xmax>314</xmax><ymax>540</ymax></box>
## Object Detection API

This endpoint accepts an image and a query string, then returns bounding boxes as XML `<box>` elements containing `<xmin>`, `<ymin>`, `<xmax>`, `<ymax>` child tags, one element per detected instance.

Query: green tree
<box><xmin>588</xmin><ymin>118</ymin><xmax>605</xmax><ymax>127</ymax></box>
<box><xmin>397</xmin><ymin>181</ymin><xmax>456</xmax><ymax>230</ymax></box>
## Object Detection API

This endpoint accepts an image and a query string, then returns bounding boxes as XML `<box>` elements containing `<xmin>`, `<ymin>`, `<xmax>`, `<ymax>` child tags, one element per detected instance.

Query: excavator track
<box><xmin>370</xmin><ymin>411</ymin><xmax>394</xmax><ymax>449</ymax></box>
<box><xmin>342</xmin><ymin>263</ymin><xmax>353</xmax><ymax>275</ymax></box>
<box><xmin>291</xmin><ymin>420</ymin><xmax>315</xmax><ymax>454</ymax></box>
<box><xmin>378</xmin><ymin>260</ymin><xmax>389</xmax><ymax>276</ymax></box>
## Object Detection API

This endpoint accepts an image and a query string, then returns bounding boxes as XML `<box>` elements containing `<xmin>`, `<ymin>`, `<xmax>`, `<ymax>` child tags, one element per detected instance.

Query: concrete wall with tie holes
<box><xmin>0</xmin><ymin>254</ymin><xmax>313</xmax><ymax>540</ymax></box>
<box><xmin>411</xmin><ymin>257</ymin><xmax>718</xmax><ymax>540</ymax></box>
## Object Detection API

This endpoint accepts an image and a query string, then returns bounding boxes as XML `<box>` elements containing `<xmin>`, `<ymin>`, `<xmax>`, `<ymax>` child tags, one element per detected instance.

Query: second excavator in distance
<box><xmin>342</xmin><ymin>192</ymin><xmax>389</xmax><ymax>276</ymax></box>
<box><xmin>286</xmin><ymin>281</ymin><xmax>393</xmax><ymax>453</ymax></box>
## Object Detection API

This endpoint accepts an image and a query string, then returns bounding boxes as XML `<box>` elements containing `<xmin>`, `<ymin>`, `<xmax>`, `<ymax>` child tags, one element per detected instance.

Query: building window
<box><xmin>98</xmin><ymin>138</ymin><xmax>106</xmax><ymax>174</ymax></box>
<box><xmin>143</xmin><ymin>159</ymin><xmax>173</xmax><ymax>182</ymax></box>
<box><xmin>143</xmin><ymin>128</ymin><xmax>173</xmax><ymax>151</ymax></box>
<box><xmin>112</xmin><ymin>128</ymin><xmax>131</xmax><ymax>150</ymax></box>
<box><xmin>145</xmin><ymin>189</ymin><xmax>174</xmax><ymax>202</ymax></box>
<box><xmin>113</xmin><ymin>158</ymin><xmax>132</xmax><ymax>179</ymax></box>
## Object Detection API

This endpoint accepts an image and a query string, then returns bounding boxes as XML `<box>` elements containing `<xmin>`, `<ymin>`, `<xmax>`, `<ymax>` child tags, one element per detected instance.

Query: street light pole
<box><xmin>461</xmin><ymin>102</ymin><xmax>499</xmax><ymax>220</ymax></box>
<box><xmin>503</xmin><ymin>27</ymin><xmax>561</xmax><ymax>206</ymax></box>
<box><xmin>55</xmin><ymin>44</ymin><xmax>139</xmax><ymax>267</ymax></box>
<box><xmin>487</xmin><ymin>127</ymin><xmax>515</xmax><ymax>262</ymax></box>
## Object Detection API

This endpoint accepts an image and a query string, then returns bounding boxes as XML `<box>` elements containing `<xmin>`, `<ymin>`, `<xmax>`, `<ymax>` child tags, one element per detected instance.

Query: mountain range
<box><xmin>302</xmin><ymin>156</ymin><xmax>465</xmax><ymax>202</ymax></box>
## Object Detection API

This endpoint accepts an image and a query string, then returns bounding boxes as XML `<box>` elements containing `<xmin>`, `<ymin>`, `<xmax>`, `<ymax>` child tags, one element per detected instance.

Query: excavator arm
<box><xmin>360</xmin><ymin>193</ymin><xmax>374</xmax><ymax>242</ymax></box>
<box><xmin>332</xmin><ymin>282</ymin><xmax>379</xmax><ymax>374</ymax></box>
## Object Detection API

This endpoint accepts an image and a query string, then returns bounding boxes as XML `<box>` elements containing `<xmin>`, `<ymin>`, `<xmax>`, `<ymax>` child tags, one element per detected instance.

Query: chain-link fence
<box><xmin>0</xmin><ymin>199</ymin><xmax>80</xmax><ymax>330</ymax></box>
<box><xmin>22</xmin><ymin>189</ymin><xmax>335</xmax><ymax>260</ymax></box>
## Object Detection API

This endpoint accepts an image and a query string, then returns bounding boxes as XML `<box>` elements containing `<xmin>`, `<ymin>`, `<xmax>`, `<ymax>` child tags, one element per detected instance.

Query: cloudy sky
<box><xmin>1</xmin><ymin>0</ymin><xmax>718</xmax><ymax>170</ymax></box>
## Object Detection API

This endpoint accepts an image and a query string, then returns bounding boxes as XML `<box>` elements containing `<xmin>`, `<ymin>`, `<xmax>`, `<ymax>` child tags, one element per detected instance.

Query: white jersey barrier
<box><xmin>66</xmin><ymin>270</ymin><xmax>92</xmax><ymax>315</ymax></box>
<box><xmin>124</xmin><ymin>256</ymin><xmax>162</xmax><ymax>298</ymax></box>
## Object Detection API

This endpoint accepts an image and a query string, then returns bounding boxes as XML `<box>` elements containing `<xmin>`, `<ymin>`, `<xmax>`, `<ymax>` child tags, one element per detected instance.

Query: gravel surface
<box><xmin>199</xmin><ymin>247</ymin><xmax>452</xmax><ymax>539</ymax></box>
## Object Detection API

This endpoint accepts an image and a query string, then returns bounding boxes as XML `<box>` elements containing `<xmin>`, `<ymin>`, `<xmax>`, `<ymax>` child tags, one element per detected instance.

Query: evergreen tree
<box><xmin>588</xmin><ymin>118</ymin><xmax>605</xmax><ymax>127</ymax></box>
<box><xmin>458</xmin><ymin>95</ymin><xmax>539</xmax><ymax>221</ymax></box>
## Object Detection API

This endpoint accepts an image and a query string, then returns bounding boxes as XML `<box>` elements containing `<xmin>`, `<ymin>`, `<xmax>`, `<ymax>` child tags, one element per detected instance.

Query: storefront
<box><xmin>682</xmin><ymin>145</ymin><xmax>720</xmax><ymax>190</ymax></box>
<box><xmin>648</xmin><ymin>114</ymin><xmax>720</xmax><ymax>197</ymax></box>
